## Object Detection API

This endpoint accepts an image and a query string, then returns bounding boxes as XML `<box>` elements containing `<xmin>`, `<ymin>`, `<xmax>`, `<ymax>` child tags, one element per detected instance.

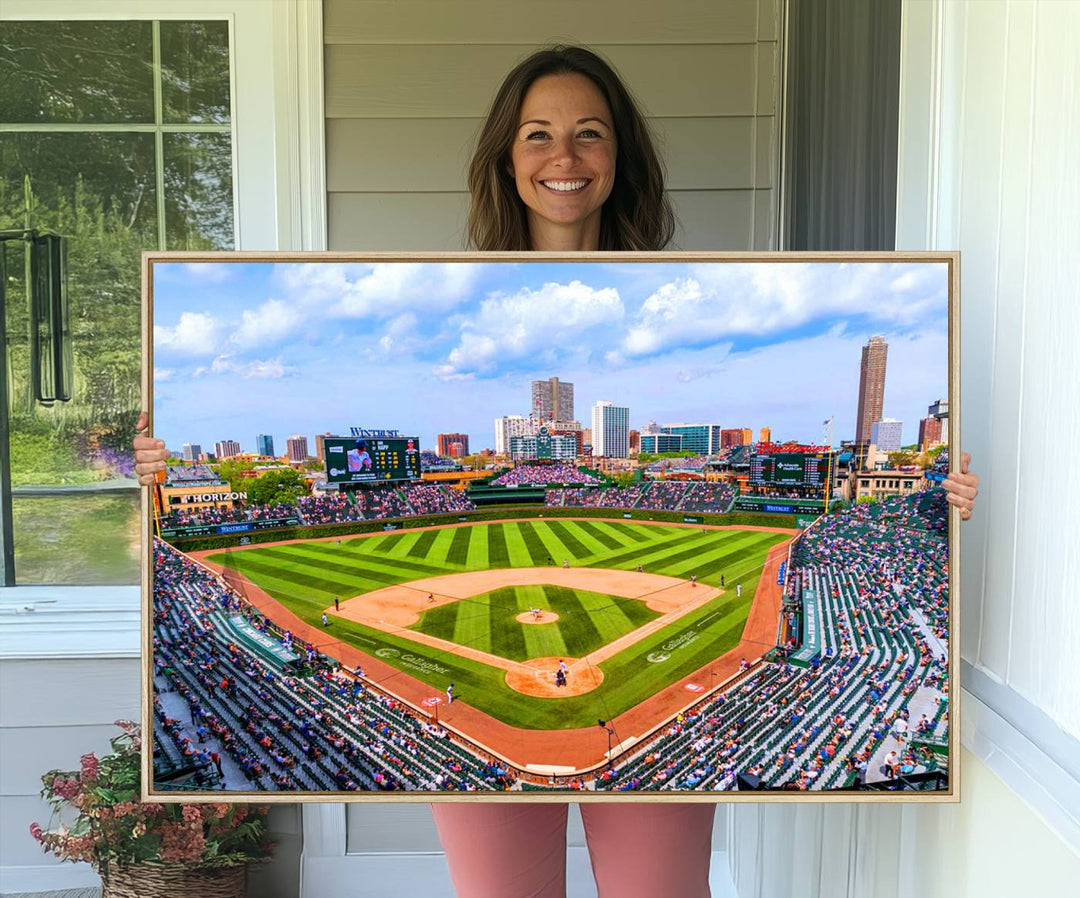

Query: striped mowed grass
<box><xmin>413</xmin><ymin>584</ymin><xmax>660</xmax><ymax>662</ymax></box>
<box><xmin>208</xmin><ymin>520</ymin><xmax>788</xmax><ymax>730</ymax></box>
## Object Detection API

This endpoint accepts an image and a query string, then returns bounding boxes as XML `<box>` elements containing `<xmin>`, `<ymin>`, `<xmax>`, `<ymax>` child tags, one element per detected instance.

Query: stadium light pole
<box><xmin>598</xmin><ymin>719</ymin><xmax>615</xmax><ymax>768</ymax></box>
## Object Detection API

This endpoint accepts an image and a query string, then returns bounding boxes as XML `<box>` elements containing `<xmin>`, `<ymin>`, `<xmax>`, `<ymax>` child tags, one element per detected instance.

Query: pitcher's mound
<box><xmin>505</xmin><ymin>657</ymin><xmax>604</xmax><ymax>697</ymax></box>
<box><xmin>515</xmin><ymin>610</ymin><xmax>559</xmax><ymax>625</ymax></box>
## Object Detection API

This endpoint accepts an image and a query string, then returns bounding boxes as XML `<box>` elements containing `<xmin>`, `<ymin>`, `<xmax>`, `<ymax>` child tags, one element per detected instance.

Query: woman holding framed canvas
<box><xmin>135</xmin><ymin>45</ymin><xmax>979</xmax><ymax>898</ymax></box>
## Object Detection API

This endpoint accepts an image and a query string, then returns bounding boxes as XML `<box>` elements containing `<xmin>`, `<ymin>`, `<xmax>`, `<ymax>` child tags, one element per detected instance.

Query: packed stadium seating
<box><xmin>153</xmin><ymin>486</ymin><xmax>948</xmax><ymax>792</ymax></box>
<box><xmin>492</xmin><ymin>464</ymin><xmax>601</xmax><ymax>486</ymax></box>
<box><xmin>153</xmin><ymin>540</ymin><xmax>505</xmax><ymax>792</ymax></box>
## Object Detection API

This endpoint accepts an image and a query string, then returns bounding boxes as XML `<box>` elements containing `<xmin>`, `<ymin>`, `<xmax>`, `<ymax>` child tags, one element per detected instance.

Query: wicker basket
<box><xmin>101</xmin><ymin>862</ymin><xmax>247</xmax><ymax>898</ymax></box>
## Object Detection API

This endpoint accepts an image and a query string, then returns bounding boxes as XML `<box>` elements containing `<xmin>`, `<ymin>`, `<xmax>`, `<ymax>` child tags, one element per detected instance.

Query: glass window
<box><xmin>1</xmin><ymin>20</ymin><xmax>234</xmax><ymax>585</ymax></box>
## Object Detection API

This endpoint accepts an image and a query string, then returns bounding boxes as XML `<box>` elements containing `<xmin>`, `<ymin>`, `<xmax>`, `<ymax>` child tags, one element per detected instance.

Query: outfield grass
<box><xmin>207</xmin><ymin>519</ymin><xmax>787</xmax><ymax>730</ymax></box>
<box><xmin>411</xmin><ymin>584</ymin><xmax>660</xmax><ymax>662</ymax></box>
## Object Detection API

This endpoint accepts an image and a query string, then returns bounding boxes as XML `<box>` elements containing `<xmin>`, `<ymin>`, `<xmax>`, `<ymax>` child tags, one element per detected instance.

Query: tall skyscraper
<box><xmin>214</xmin><ymin>439</ymin><xmax>241</xmax><ymax>458</ymax></box>
<box><xmin>660</xmin><ymin>424</ymin><xmax>723</xmax><ymax>455</ymax></box>
<box><xmin>437</xmin><ymin>433</ymin><xmax>470</xmax><ymax>457</ymax></box>
<box><xmin>286</xmin><ymin>435</ymin><xmax>309</xmax><ymax>463</ymax></box>
<box><xmin>918</xmin><ymin>416</ymin><xmax>944</xmax><ymax>451</ymax></box>
<box><xmin>855</xmin><ymin>336</ymin><xmax>889</xmax><ymax>444</ymax></box>
<box><xmin>720</xmin><ymin>428</ymin><xmax>746</xmax><ymax>449</ymax></box>
<box><xmin>494</xmin><ymin>415</ymin><xmax>534</xmax><ymax>455</ymax></box>
<box><xmin>256</xmin><ymin>433</ymin><xmax>275</xmax><ymax>457</ymax></box>
<box><xmin>759</xmin><ymin>426</ymin><xmax>772</xmax><ymax>443</ymax></box>
<box><xmin>531</xmin><ymin>377</ymin><xmax>574</xmax><ymax>422</ymax></box>
<box><xmin>591</xmin><ymin>401</ymin><xmax>630</xmax><ymax>458</ymax></box>
<box><xmin>870</xmin><ymin>418</ymin><xmax>903</xmax><ymax>452</ymax></box>
<box><xmin>181</xmin><ymin>443</ymin><xmax>201</xmax><ymax>462</ymax></box>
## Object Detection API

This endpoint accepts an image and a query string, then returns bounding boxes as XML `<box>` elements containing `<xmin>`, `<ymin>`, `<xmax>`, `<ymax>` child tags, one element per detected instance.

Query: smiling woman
<box><xmin>466</xmin><ymin>45</ymin><xmax>674</xmax><ymax>252</ymax></box>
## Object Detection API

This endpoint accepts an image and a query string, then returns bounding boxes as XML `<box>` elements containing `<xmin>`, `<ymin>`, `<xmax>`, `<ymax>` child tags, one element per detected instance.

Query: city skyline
<box><xmin>152</xmin><ymin>260</ymin><xmax>949</xmax><ymax>454</ymax></box>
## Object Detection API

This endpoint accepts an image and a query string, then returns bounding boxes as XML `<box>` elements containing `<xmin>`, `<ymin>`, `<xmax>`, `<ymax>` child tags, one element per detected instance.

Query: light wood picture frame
<box><xmin>141</xmin><ymin>251</ymin><xmax>959</xmax><ymax>803</ymax></box>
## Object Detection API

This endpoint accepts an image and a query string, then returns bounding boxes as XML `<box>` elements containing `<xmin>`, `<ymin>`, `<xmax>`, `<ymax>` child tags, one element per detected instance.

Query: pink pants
<box><xmin>431</xmin><ymin>802</ymin><xmax>715</xmax><ymax>898</ymax></box>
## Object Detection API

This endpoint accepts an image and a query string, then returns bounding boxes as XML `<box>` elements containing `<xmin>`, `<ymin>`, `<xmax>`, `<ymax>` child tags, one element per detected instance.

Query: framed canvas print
<box><xmin>142</xmin><ymin>252</ymin><xmax>958</xmax><ymax>803</ymax></box>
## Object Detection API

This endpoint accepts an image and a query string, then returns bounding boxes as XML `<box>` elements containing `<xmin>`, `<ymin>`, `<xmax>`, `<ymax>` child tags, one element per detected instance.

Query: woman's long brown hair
<box><xmin>467</xmin><ymin>46</ymin><xmax>676</xmax><ymax>252</ymax></box>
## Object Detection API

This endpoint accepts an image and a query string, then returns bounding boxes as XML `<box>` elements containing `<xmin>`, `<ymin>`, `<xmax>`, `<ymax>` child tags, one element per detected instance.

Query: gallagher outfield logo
<box><xmin>645</xmin><ymin>616</ymin><xmax>719</xmax><ymax>663</ymax></box>
<box><xmin>373</xmin><ymin>646</ymin><xmax>450</xmax><ymax>675</ymax></box>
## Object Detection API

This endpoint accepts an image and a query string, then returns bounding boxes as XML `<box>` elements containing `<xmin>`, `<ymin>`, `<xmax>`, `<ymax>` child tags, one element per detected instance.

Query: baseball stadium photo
<box><xmin>145</xmin><ymin>255</ymin><xmax>955</xmax><ymax>799</ymax></box>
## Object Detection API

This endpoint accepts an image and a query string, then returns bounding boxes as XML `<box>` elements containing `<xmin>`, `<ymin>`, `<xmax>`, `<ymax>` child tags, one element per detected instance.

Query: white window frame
<box><xmin>0</xmin><ymin>0</ymin><xmax>325</xmax><ymax>659</ymax></box>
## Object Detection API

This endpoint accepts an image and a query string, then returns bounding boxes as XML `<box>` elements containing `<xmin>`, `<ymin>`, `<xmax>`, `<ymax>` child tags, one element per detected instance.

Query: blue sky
<box><xmin>151</xmin><ymin>259</ymin><xmax>949</xmax><ymax>455</ymax></box>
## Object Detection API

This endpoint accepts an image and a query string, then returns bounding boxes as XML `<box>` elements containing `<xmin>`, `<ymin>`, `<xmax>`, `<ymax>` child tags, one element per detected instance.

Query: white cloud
<box><xmin>275</xmin><ymin>262</ymin><xmax>482</xmax><ymax>320</ymax></box>
<box><xmin>231</xmin><ymin>298</ymin><xmax>304</xmax><ymax>348</ymax></box>
<box><xmin>619</xmin><ymin>262</ymin><xmax>949</xmax><ymax>359</ymax></box>
<box><xmin>196</xmin><ymin>354</ymin><xmax>296</xmax><ymax>379</ymax></box>
<box><xmin>436</xmin><ymin>280</ymin><xmax>624</xmax><ymax>379</ymax></box>
<box><xmin>154</xmin><ymin>311</ymin><xmax>221</xmax><ymax>355</ymax></box>
<box><xmin>180</xmin><ymin>262</ymin><xmax>236</xmax><ymax>283</ymax></box>
<box><xmin>154</xmin><ymin>368</ymin><xmax>174</xmax><ymax>382</ymax></box>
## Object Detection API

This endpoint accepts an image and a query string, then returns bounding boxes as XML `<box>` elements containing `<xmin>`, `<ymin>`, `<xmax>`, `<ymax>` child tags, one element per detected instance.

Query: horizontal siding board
<box><xmin>756</xmin><ymin>41</ymin><xmax>779</xmax><ymax>115</ymax></box>
<box><xmin>324</xmin><ymin>0</ymin><xmax>760</xmax><ymax>45</ymax></box>
<box><xmin>753</xmin><ymin>187</ymin><xmax>778</xmax><ymax>249</ymax></box>
<box><xmin>2</xmin><ymin>795</ymin><xmax>64</xmax><ymax>866</ymax></box>
<box><xmin>325</xmin><ymin>44</ymin><xmax>758</xmax><ymax>118</ymax></box>
<box><xmin>0</xmin><ymin>724</ymin><xmax>121</xmax><ymax>795</ymax></box>
<box><xmin>669</xmin><ymin>189</ymin><xmax>755</xmax><ymax>250</ymax></box>
<box><xmin>0</xmin><ymin>659</ymin><xmax>140</xmax><ymax>728</ymax></box>
<box><xmin>346</xmin><ymin>804</ymin><xmax>442</xmax><ymax>852</ymax></box>
<box><xmin>326</xmin><ymin>117</ymin><xmax>764</xmax><ymax>192</ymax></box>
<box><xmin>753</xmin><ymin>115</ymin><xmax>775</xmax><ymax>188</ymax></box>
<box><xmin>758</xmin><ymin>0</ymin><xmax>780</xmax><ymax>42</ymax></box>
<box><xmin>328</xmin><ymin>192</ymin><xmax>469</xmax><ymax>250</ymax></box>
<box><xmin>328</xmin><ymin>188</ymin><xmax>761</xmax><ymax>251</ymax></box>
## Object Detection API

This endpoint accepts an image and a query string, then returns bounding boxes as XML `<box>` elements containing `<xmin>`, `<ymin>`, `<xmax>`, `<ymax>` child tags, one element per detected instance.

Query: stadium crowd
<box><xmin>492</xmin><ymin>464</ymin><xmax>601</xmax><ymax>486</ymax></box>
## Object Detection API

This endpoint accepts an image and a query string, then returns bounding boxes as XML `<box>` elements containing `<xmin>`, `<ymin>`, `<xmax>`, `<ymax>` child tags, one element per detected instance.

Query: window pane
<box><xmin>12</xmin><ymin>494</ymin><xmax>140</xmax><ymax>585</ymax></box>
<box><xmin>163</xmin><ymin>133</ymin><xmax>235</xmax><ymax>250</ymax></box>
<box><xmin>160</xmin><ymin>21</ymin><xmax>232</xmax><ymax>124</ymax></box>
<box><xmin>0</xmin><ymin>22</ymin><xmax>154</xmax><ymax>124</ymax></box>
<box><xmin>2</xmin><ymin>132</ymin><xmax>153</xmax><ymax>584</ymax></box>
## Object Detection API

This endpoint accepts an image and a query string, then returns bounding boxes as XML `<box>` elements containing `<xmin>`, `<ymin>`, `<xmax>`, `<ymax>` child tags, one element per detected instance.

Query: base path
<box><xmin>187</xmin><ymin>520</ymin><xmax>795</xmax><ymax>772</ymax></box>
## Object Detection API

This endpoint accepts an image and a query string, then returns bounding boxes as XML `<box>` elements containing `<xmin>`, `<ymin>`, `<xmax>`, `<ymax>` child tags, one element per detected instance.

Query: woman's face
<box><xmin>509</xmin><ymin>73</ymin><xmax>616</xmax><ymax>248</ymax></box>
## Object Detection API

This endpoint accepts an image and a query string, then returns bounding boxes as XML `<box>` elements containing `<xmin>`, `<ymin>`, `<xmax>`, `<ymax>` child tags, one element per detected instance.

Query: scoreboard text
<box><xmin>749</xmin><ymin>452</ymin><xmax>832</xmax><ymax>487</ymax></box>
<box><xmin>323</xmin><ymin>436</ymin><xmax>421</xmax><ymax>484</ymax></box>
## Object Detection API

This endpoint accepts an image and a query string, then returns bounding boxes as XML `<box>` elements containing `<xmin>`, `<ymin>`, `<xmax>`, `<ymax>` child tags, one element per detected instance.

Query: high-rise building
<box><xmin>720</xmin><ymin>429</ymin><xmax>747</xmax><ymax>449</ymax></box>
<box><xmin>759</xmin><ymin>426</ymin><xmax>771</xmax><ymax>443</ymax></box>
<box><xmin>855</xmin><ymin>336</ymin><xmax>889</xmax><ymax>444</ymax></box>
<box><xmin>256</xmin><ymin>433</ymin><xmax>275</xmax><ymax>457</ymax></box>
<box><xmin>918</xmin><ymin>416</ymin><xmax>944</xmax><ymax>451</ymax></box>
<box><xmin>494</xmin><ymin>415</ymin><xmax>534</xmax><ymax>455</ymax></box>
<box><xmin>629</xmin><ymin>429</ymin><xmax>640</xmax><ymax>454</ymax></box>
<box><xmin>181</xmin><ymin>443</ymin><xmax>201</xmax><ymax>462</ymax></box>
<box><xmin>591</xmin><ymin>401</ymin><xmax>630</xmax><ymax>458</ymax></box>
<box><xmin>641</xmin><ymin>420</ymin><xmax>660</xmax><ymax>435</ymax></box>
<box><xmin>929</xmin><ymin>398</ymin><xmax>948</xmax><ymax>419</ymax></box>
<box><xmin>741</xmin><ymin>427</ymin><xmax>753</xmax><ymax>445</ymax></box>
<box><xmin>214</xmin><ymin>439</ymin><xmax>241</xmax><ymax>458</ymax></box>
<box><xmin>531</xmin><ymin>377</ymin><xmax>575</xmax><ymax>422</ymax></box>
<box><xmin>640</xmin><ymin>433</ymin><xmax>684</xmax><ymax>453</ymax></box>
<box><xmin>870</xmin><ymin>418</ymin><xmax>903</xmax><ymax>452</ymax></box>
<box><xmin>286</xmin><ymin>435</ymin><xmax>309</xmax><ymax>463</ymax></box>
<box><xmin>437</xmin><ymin>433</ymin><xmax>470</xmax><ymax>457</ymax></box>
<box><xmin>314</xmin><ymin>433</ymin><xmax>333</xmax><ymax>462</ymax></box>
<box><xmin>660</xmin><ymin>424</ymin><xmax>723</xmax><ymax>455</ymax></box>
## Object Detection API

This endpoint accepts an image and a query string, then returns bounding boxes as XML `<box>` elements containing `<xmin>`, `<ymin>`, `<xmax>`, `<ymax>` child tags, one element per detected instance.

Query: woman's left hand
<box><xmin>943</xmin><ymin>451</ymin><xmax>979</xmax><ymax>521</ymax></box>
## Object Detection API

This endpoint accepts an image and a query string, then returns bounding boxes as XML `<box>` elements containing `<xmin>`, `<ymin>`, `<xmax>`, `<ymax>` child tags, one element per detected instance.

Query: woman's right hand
<box><xmin>134</xmin><ymin>411</ymin><xmax>168</xmax><ymax>485</ymax></box>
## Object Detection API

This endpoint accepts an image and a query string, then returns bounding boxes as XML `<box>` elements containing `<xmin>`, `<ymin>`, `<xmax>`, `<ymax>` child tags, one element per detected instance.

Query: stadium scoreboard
<box><xmin>749</xmin><ymin>452</ymin><xmax>833</xmax><ymax>487</ymax></box>
<box><xmin>323</xmin><ymin>436</ymin><xmax>421</xmax><ymax>484</ymax></box>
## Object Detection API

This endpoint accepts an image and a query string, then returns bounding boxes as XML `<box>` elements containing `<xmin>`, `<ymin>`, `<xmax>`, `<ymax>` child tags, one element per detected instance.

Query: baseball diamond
<box><xmin>195</xmin><ymin>519</ymin><xmax>788</xmax><ymax>743</ymax></box>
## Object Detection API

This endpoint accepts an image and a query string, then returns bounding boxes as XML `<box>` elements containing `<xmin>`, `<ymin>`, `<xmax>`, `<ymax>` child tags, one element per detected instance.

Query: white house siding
<box><xmin>323</xmin><ymin>0</ymin><xmax>782</xmax><ymax>250</ymax></box>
